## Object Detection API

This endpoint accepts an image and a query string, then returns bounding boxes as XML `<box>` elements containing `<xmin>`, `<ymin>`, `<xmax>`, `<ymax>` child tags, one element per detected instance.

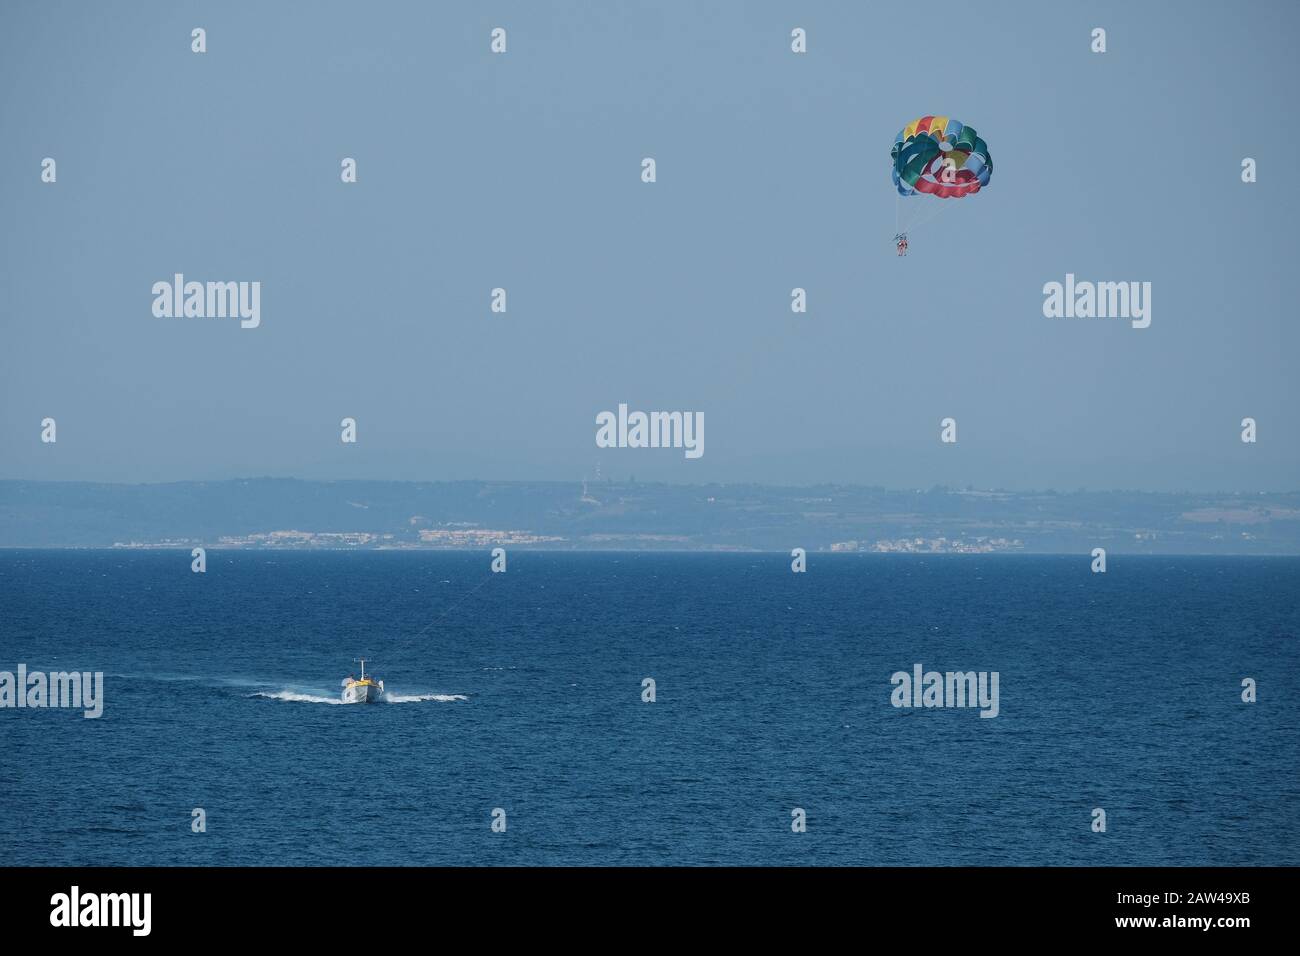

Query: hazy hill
<box><xmin>2</xmin><ymin>479</ymin><xmax>1298</xmax><ymax>554</ymax></box>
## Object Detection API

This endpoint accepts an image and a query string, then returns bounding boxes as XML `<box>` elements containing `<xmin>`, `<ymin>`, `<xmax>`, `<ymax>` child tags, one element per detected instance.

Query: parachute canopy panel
<box><xmin>891</xmin><ymin>115</ymin><xmax>992</xmax><ymax>199</ymax></box>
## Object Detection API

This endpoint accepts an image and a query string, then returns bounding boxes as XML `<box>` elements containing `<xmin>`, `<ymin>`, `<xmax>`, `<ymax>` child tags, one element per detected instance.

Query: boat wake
<box><xmin>250</xmin><ymin>688</ymin><xmax>467</xmax><ymax>705</ymax></box>
<box><xmin>251</xmin><ymin>689</ymin><xmax>345</xmax><ymax>705</ymax></box>
<box><xmin>90</xmin><ymin>673</ymin><xmax>467</xmax><ymax>705</ymax></box>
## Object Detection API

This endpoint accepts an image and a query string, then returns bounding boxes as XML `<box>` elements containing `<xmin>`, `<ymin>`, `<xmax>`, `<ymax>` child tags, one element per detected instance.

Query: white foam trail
<box><xmin>251</xmin><ymin>688</ymin><xmax>467</xmax><ymax>705</ymax></box>
<box><xmin>251</xmin><ymin>690</ymin><xmax>345</xmax><ymax>705</ymax></box>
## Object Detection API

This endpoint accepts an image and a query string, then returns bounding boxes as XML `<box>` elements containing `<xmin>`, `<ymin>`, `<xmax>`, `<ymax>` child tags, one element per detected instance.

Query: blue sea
<box><xmin>2</xmin><ymin>550</ymin><xmax>1297</xmax><ymax>866</ymax></box>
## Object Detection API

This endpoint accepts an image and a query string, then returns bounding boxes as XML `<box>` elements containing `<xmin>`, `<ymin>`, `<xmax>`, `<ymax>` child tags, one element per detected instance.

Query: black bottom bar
<box><xmin>0</xmin><ymin>866</ymin><xmax>1280</xmax><ymax>941</ymax></box>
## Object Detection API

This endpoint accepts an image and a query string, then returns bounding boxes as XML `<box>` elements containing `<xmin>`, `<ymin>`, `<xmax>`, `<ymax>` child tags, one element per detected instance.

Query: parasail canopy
<box><xmin>891</xmin><ymin>116</ymin><xmax>992</xmax><ymax>200</ymax></box>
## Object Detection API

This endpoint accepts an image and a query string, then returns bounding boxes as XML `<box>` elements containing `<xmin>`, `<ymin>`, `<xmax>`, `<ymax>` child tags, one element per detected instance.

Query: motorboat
<box><xmin>341</xmin><ymin>658</ymin><xmax>384</xmax><ymax>704</ymax></box>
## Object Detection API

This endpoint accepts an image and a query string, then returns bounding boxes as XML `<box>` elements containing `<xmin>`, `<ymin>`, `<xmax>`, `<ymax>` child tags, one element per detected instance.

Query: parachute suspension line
<box><xmin>903</xmin><ymin>195</ymin><xmax>956</xmax><ymax>234</ymax></box>
<box><xmin>889</xmin><ymin>115</ymin><xmax>992</xmax><ymax>251</ymax></box>
<box><xmin>896</xmin><ymin>192</ymin><xmax>917</xmax><ymax>240</ymax></box>
<box><xmin>911</xmin><ymin>199</ymin><xmax>939</xmax><ymax>230</ymax></box>
<box><xmin>894</xmin><ymin>189</ymin><xmax>947</xmax><ymax>237</ymax></box>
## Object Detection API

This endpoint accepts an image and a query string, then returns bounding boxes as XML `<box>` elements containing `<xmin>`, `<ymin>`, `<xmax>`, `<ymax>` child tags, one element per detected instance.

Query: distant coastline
<box><xmin>3</xmin><ymin>478</ymin><xmax>1298</xmax><ymax>555</ymax></box>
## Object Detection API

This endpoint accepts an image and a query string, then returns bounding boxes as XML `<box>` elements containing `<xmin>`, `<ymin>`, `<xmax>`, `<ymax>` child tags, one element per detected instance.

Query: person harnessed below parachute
<box><xmin>895</xmin><ymin>233</ymin><xmax>908</xmax><ymax>256</ymax></box>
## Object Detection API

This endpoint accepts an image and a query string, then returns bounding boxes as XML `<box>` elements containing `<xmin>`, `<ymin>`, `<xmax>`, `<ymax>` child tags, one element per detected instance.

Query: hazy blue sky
<box><xmin>2</xmin><ymin>0</ymin><xmax>1296</xmax><ymax>490</ymax></box>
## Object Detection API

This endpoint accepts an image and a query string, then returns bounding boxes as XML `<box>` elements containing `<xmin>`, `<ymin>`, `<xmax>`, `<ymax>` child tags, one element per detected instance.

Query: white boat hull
<box><xmin>341</xmin><ymin>681</ymin><xmax>383</xmax><ymax>704</ymax></box>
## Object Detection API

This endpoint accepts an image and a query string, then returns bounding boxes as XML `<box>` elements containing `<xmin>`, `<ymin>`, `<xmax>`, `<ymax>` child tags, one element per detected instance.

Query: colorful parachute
<box><xmin>891</xmin><ymin>116</ymin><xmax>992</xmax><ymax>199</ymax></box>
